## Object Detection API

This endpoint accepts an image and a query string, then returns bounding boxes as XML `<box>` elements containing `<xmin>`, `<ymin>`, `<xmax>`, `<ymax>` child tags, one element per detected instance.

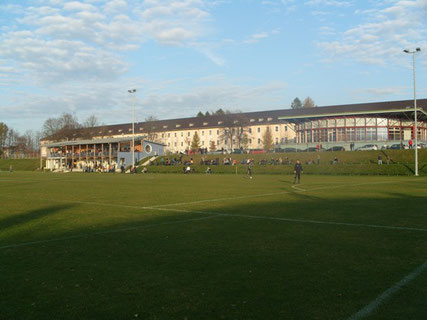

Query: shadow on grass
<box><xmin>0</xmin><ymin>191</ymin><xmax>427</xmax><ymax>320</ymax></box>
<box><xmin>0</xmin><ymin>204</ymin><xmax>76</xmax><ymax>232</ymax></box>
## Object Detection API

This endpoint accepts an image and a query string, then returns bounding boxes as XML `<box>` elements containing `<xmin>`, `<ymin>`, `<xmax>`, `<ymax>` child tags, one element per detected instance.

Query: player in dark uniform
<box><xmin>293</xmin><ymin>160</ymin><xmax>303</xmax><ymax>184</ymax></box>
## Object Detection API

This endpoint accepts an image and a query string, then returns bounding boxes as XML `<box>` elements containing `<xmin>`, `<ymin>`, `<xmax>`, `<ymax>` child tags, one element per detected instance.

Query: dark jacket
<box><xmin>294</xmin><ymin>163</ymin><xmax>303</xmax><ymax>173</ymax></box>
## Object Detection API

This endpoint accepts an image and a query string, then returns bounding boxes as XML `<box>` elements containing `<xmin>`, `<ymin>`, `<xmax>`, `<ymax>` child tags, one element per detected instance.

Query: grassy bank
<box><xmin>143</xmin><ymin>149</ymin><xmax>427</xmax><ymax>176</ymax></box>
<box><xmin>0</xmin><ymin>158</ymin><xmax>40</xmax><ymax>171</ymax></box>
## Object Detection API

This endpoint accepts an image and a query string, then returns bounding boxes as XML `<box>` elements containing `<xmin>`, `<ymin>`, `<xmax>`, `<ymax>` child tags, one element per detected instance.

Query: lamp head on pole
<box><xmin>416</xmin><ymin>47</ymin><xmax>421</xmax><ymax>52</ymax></box>
<box><xmin>128</xmin><ymin>89</ymin><xmax>136</xmax><ymax>93</ymax></box>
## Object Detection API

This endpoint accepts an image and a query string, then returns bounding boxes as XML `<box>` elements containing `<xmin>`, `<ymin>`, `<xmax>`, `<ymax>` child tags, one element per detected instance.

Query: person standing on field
<box><xmin>247</xmin><ymin>159</ymin><xmax>253</xmax><ymax>179</ymax></box>
<box><xmin>293</xmin><ymin>160</ymin><xmax>303</xmax><ymax>184</ymax></box>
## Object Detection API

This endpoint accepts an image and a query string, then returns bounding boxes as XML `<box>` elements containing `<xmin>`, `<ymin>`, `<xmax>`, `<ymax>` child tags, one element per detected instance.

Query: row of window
<box><xmin>296</xmin><ymin>118</ymin><xmax>425</xmax><ymax>130</ymax></box>
<box><xmin>161</xmin><ymin>125</ymin><xmax>289</xmax><ymax>139</ymax></box>
<box><xmin>298</xmin><ymin>127</ymin><xmax>426</xmax><ymax>143</ymax></box>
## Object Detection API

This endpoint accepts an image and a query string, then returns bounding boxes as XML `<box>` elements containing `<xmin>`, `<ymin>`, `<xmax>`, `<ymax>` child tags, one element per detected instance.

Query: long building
<box><xmin>40</xmin><ymin>99</ymin><xmax>427</xmax><ymax>169</ymax></box>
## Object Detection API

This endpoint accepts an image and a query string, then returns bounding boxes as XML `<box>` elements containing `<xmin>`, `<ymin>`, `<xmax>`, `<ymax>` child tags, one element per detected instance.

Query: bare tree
<box><xmin>303</xmin><ymin>97</ymin><xmax>316</xmax><ymax>108</ymax></box>
<box><xmin>82</xmin><ymin>115</ymin><xmax>100</xmax><ymax>128</ymax></box>
<box><xmin>143</xmin><ymin>115</ymin><xmax>160</xmax><ymax>142</ymax></box>
<box><xmin>219</xmin><ymin>113</ymin><xmax>250</xmax><ymax>151</ymax></box>
<box><xmin>42</xmin><ymin>113</ymin><xmax>80</xmax><ymax>138</ymax></box>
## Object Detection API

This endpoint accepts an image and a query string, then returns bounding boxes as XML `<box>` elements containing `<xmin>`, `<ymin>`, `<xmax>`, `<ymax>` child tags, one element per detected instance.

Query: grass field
<box><xmin>1</xmin><ymin>171</ymin><xmax>426</xmax><ymax>319</ymax></box>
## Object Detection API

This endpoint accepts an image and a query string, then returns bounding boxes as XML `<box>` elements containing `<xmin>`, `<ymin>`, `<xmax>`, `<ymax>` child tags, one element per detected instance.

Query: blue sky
<box><xmin>1</xmin><ymin>0</ymin><xmax>426</xmax><ymax>134</ymax></box>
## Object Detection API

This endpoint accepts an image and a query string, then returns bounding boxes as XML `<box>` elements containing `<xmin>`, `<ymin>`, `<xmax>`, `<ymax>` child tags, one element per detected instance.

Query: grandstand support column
<box><xmin>101</xmin><ymin>143</ymin><xmax>104</xmax><ymax>165</ymax></box>
<box><xmin>86</xmin><ymin>144</ymin><xmax>89</xmax><ymax>164</ymax></box>
<box><xmin>72</xmin><ymin>145</ymin><xmax>74</xmax><ymax>169</ymax></box>
<box><xmin>93</xmin><ymin>144</ymin><xmax>96</xmax><ymax>166</ymax></box>
<box><xmin>109</xmin><ymin>143</ymin><xmax>111</xmax><ymax>164</ymax></box>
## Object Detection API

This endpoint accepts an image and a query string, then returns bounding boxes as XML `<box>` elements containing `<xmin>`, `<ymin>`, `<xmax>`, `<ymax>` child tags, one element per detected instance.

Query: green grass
<box><xmin>0</xmin><ymin>158</ymin><xmax>40</xmax><ymax>171</ymax></box>
<box><xmin>1</xmin><ymin>172</ymin><xmax>426</xmax><ymax>319</ymax></box>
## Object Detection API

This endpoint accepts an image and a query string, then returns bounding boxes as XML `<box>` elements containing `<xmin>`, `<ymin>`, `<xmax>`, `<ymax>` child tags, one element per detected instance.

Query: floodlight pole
<box><xmin>128</xmin><ymin>89</ymin><xmax>136</xmax><ymax>171</ymax></box>
<box><xmin>404</xmin><ymin>48</ymin><xmax>421</xmax><ymax>176</ymax></box>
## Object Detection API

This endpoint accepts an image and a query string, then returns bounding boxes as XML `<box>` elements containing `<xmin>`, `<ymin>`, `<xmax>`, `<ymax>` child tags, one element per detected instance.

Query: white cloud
<box><xmin>317</xmin><ymin>0</ymin><xmax>427</xmax><ymax>65</ymax></box>
<box><xmin>305</xmin><ymin>0</ymin><xmax>352</xmax><ymax>7</ymax></box>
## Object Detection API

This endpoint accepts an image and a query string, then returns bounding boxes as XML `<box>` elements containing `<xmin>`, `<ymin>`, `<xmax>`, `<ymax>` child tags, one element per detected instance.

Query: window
<box><xmin>168</xmin><ymin>133</ymin><xmax>170</xmax><ymax>138</ymax></box>
<box><xmin>366</xmin><ymin>128</ymin><xmax>376</xmax><ymax>141</ymax></box>
<box><xmin>355</xmin><ymin>118</ymin><xmax>365</xmax><ymax>127</ymax></box>
<box><xmin>161</xmin><ymin>133</ymin><xmax>164</xmax><ymax>138</ymax></box>
<box><xmin>306</xmin><ymin>130</ymin><xmax>312</xmax><ymax>143</ymax></box>
<box><xmin>388</xmin><ymin>127</ymin><xmax>400</xmax><ymax>140</ymax></box>
<box><xmin>189</xmin><ymin>123</ymin><xmax>194</xmax><ymax>127</ymax></box>
<box><xmin>202</xmin><ymin>141</ymin><xmax>205</xmax><ymax>145</ymax></box>
<box><xmin>346</xmin><ymin>118</ymin><xmax>355</xmax><ymax>127</ymax></box>
<box><xmin>275</xmin><ymin>137</ymin><xmax>279</xmax><ymax>144</ymax></box>
<box><xmin>275</xmin><ymin>126</ymin><xmax>279</xmax><ymax>132</ymax></box>
<box><xmin>174</xmin><ymin>142</ymin><xmax>177</xmax><ymax>146</ymax></box>
<box><xmin>377</xmin><ymin>127</ymin><xmax>387</xmax><ymax>141</ymax></box>
<box><xmin>217</xmin><ymin>140</ymin><xmax>219</xmax><ymax>146</ymax></box>
<box><xmin>336</xmin><ymin>119</ymin><xmax>344</xmax><ymax>127</ymax></box>
<box><xmin>174</xmin><ymin>133</ymin><xmax>177</xmax><ymax>137</ymax></box>
<box><xmin>320</xmin><ymin>129</ymin><xmax>327</xmax><ymax>142</ymax></box>
<box><xmin>346</xmin><ymin>128</ymin><xmax>355</xmax><ymax>141</ymax></box>
<box><xmin>249</xmin><ymin>139</ymin><xmax>252</xmax><ymax>144</ymax></box>
<box><xmin>257</xmin><ymin>127</ymin><xmax>261</xmax><ymax>133</ymax></box>
<box><xmin>328</xmin><ymin>119</ymin><xmax>335</xmax><ymax>127</ymax></box>
<box><xmin>168</xmin><ymin>142</ymin><xmax>170</xmax><ymax>147</ymax></box>
<box><xmin>203</xmin><ymin>122</ymin><xmax>208</xmax><ymax>126</ymax></box>
<box><xmin>366</xmin><ymin>118</ymin><xmax>376</xmax><ymax>126</ymax></box>
<box><xmin>181</xmin><ymin>142</ymin><xmax>183</xmax><ymax>146</ymax></box>
<box><xmin>188</xmin><ymin>132</ymin><xmax>191</xmax><ymax>136</ymax></box>
<box><xmin>249</xmin><ymin>128</ymin><xmax>252</xmax><ymax>133</ymax></box>
<box><xmin>356</xmin><ymin>128</ymin><xmax>365</xmax><ymax>141</ymax></box>
<box><xmin>209</xmin><ymin>130</ymin><xmax>211</xmax><ymax>135</ymax></box>
<box><xmin>258</xmin><ymin>138</ymin><xmax>261</xmax><ymax>144</ymax></box>
<box><xmin>217</xmin><ymin>130</ymin><xmax>220</xmax><ymax>135</ymax></box>
<box><xmin>377</xmin><ymin>118</ymin><xmax>387</xmax><ymax>126</ymax></box>
<box><xmin>181</xmin><ymin>132</ymin><xmax>183</xmax><ymax>137</ymax></box>
<box><xmin>202</xmin><ymin>131</ymin><xmax>204</xmax><ymax>136</ymax></box>
<box><xmin>328</xmin><ymin>129</ymin><xmax>336</xmax><ymax>142</ymax></box>
<box><xmin>337</xmin><ymin>128</ymin><xmax>346</xmax><ymax>141</ymax></box>
<box><xmin>285</xmin><ymin>126</ymin><xmax>287</xmax><ymax>132</ymax></box>
<box><xmin>319</xmin><ymin>120</ymin><xmax>327</xmax><ymax>128</ymax></box>
<box><xmin>176</xmin><ymin>124</ymin><xmax>181</xmax><ymax>128</ymax></box>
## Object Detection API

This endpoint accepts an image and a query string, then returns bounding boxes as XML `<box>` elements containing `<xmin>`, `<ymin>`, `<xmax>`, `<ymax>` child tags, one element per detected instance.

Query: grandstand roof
<box><xmin>41</xmin><ymin>99</ymin><xmax>427</xmax><ymax>142</ymax></box>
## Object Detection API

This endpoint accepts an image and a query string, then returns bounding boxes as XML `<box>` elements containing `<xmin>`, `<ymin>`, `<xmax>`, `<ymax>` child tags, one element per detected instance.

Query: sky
<box><xmin>1</xmin><ymin>0</ymin><xmax>426</xmax><ymax>134</ymax></box>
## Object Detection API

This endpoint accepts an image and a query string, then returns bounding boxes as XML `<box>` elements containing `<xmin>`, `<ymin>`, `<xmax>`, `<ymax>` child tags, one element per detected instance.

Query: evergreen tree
<box><xmin>215</xmin><ymin>108</ymin><xmax>225</xmax><ymax>115</ymax></box>
<box><xmin>209</xmin><ymin>140</ymin><xmax>216</xmax><ymax>152</ymax></box>
<box><xmin>262</xmin><ymin>127</ymin><xmax>274</xmax><ymax>151</ymax></box>
<box><xmin>291</xmin><ymin>97</ymin><xmax>302</xmax><ymax>109</ymax></box>
<box><xmin>196</xmin><ymin>111</ymin><xmax>204</xmax><ymax>117</ymax></box>
<box><xmin>205</xmin><ymin>111</ymin><xmax>210</xmax><ymax>116</ymax></box>
<box><xmin>191</xmin><ymin>132</ymin><xmax>201</xmax><ymax>151</ymax></box>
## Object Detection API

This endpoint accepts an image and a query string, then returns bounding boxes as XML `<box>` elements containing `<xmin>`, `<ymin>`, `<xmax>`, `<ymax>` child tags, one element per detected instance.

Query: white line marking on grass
<box><xmin>0</xmin><ymin>215</ymin><xmax>218</xmax><ymax>250</ymax></box>
<box><xmin>291</xmin><ymin>184</ymin><xmax>306</xmax><ymax>191</ymax></box>
<box><xmin>149</xmin><ymin>179</ymin><xmax>421</xmax><ymax>209</ymax></box>
<box><xmin>143</xmin><ymin>206</ymin><xmax>427</xmax><ymax>233</ymax></box>
<box><xmin>347</xmin><ymin>259</ymin><xmax>427</xmax><ymax>320</ymax></box>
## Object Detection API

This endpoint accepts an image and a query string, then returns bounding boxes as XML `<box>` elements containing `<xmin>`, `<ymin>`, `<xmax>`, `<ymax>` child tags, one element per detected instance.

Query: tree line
<box><xmin>0</xmin><ymin>113</ymin><xmax>100</xmax><ymax>158</ymax></box>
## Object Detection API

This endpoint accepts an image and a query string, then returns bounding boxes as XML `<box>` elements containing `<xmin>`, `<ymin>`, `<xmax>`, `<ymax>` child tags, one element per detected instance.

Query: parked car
<box><xmin>357</xmin><ymin>144</ymin><xmax>378</xmax><ymax>151</ymax></box>
<box><xmin>389</xmin><ymin>144</ymin><xmax>402</xmax><ymax>150</ymax></box>
<box><xmin>249</xmin><ymin>149</ymin><xmax>267</xmax><ymax>154</ymax></box>
<box><xmin>326</xmin><ymin>146</ymin><xmax>345</xmax><ymax>151</ymax></box>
